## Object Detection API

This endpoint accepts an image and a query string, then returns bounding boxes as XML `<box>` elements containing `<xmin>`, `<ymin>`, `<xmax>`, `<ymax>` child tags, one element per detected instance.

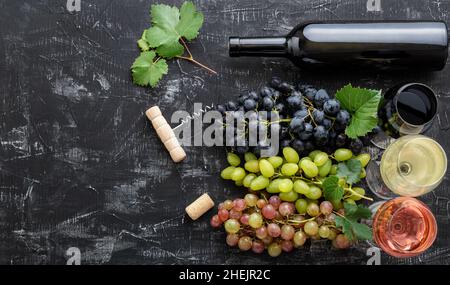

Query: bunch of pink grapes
<box><xmin>211</xmin><ymin>193</ymin><xmax>351</xmax><ymax>257</ymax></box>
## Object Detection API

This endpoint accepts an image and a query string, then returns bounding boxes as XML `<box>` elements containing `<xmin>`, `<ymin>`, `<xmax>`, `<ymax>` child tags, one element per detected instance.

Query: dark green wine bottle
<box><xmin>229</xmin><ymin>21</ymin><xmax>448</xmax><ymax>70</ymax></box>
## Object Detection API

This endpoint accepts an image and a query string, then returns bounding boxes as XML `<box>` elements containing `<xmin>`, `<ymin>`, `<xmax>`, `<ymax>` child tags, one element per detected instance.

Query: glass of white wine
<box><xmin>367</xmin><ymin>135</ymin><xmax>447</xmax><ymax>199</ymax></box>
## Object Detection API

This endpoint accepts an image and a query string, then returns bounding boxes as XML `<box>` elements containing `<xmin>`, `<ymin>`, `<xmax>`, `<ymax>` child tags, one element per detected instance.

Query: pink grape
<box><xmin>224</xmin><ymin>219</ymin><xmax>240</xmax><ymax>234</ymax></box>
<box><xmin>261</xmin><ymin>236</ymin><xmax>273</xmax><ymax>245</ymax></box>
<box><xmin>210</xmin><ymin>215</ymin><xmax>222</xmax><ymax>228</ymax></box>
<box><xmin>223</xmin><ymin>200</ymin><xmax>234</xmax><ymax>210</ymax></box>
<box><xmin>233</xmin><ymin>199</ymin><xmax>247</xmax><ymax>211</ymax></box>
<box><xmin>218</xmin><ymin>203</ymin><xmax>224</xmax><ymax>210</ymax></box>
<box><xmin>306</xmin><ymin>203</ymin><xmax>320</xmax><ymax>217</ymax></box>
<box><xmin>281</xmin><ymin>240</ymin><xmax>294</xmax><ymax>252</ymax></box>
<box><xmin>267</xmin><ymin>223</ymin><xmax>281</xmax><ymax>238</ymax></box>
<box><xmin>326</xmin><ymin>213</ymin><xmax>336</xmax><ymax>222</ymax></box>
<box><xmin>218</xmin><ymin>209</ymin><xmax>229</xmax><ymax>222</ymax></box>
<box><xmin>333</xmin><ymin>234</ymin><xmax>351</xmax><ymax>249</ymax></box>
<box><xmin>293</xmin><ymin>230</ymin><xmax>307</xmax><ymax>247</ymax></box>
<box><xmin>269</xmin><ymin>196</ymin><xmax>281</xmax><ymax>209</ymax></box>
<box><xmin>238</xmin><ymin>236</ymin><xmax>252</xmax><ymax>251</ymax></box>
<box><xmin>280</xmin><ymin>225</ymin><xmax>295</xmax><ymax>241</ymax></box>
<box><xmin>255</xmin><ymin>226</ymin><xmax>268</xmax><ymax>239</ymax></box>
<box><xmin>319</xmin><ymin>201</ymin><xmax>333</xmax><ymax>215</ymax></box>
<box><xmin>229</xmin><ymin>209</ymin><xmax>242</xmax><ymax>220</ymax></box>
<box><xmin>226</xmin><ymin>233</ymin><xmax>239</xmax><ymax>247</ymax></box>
<box><xmin>244</xmin><ymin>194</ymin><xmax>258</xmax><ymax>207</ymax></box>
<box><xmin>262</xmin><ymin>204</ymin><xmax>277</xmax><ymax>219</ymax></box>
<box><xmin>240</xmin><ymin>213</ymin><xmax>250</xmax><ymax>225</ymax></box>
<box><xmin>279</xmin><ymin>202</ymin><xmax>295</xmax><ymax>216</ymax></box>
<box><xmin>267</xmin><ymin>243</ymin><xmax>282</xmax><ymax>257</ymax></box>
<box><xmin>251</xmin><ymin>240</ymin><xmax>265</xmax><ymax>254</ymax></box>
<box><xmin>256</xmin><ymin>199</ymin><xmax>267</xmax><ymax>209</ymax></box>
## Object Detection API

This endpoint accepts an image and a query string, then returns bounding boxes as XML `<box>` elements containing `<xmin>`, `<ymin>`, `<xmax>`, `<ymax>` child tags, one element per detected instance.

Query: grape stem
<box><xmin>343</xmin><ymin>187</ymin><xmax>373</xmax><ymax>201</ymax></box>
<box><xmin>176</xmin><ymin>38</ymin><xmax>218</xmax><ymax>75</ymax></box>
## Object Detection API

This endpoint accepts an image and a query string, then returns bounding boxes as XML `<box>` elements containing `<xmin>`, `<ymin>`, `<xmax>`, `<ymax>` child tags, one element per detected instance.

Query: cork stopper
<box><xmin>185</xmin><ymin>193</ymin><xmax>215</xmax><ymax>220</ymax></box>
<box><xmin>145</xmin><ymin>106</ymin><xmax>187</xmax><ymax>163</ymax></box>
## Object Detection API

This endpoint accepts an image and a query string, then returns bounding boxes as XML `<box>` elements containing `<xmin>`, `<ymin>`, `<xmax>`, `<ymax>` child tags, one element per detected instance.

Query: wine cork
<box><xmin>185</xmin><ymin>193</ymin><xmax>215</xmax><ymax>220</ymax></box>
<box><xmin>145</xmin><ymin>106</ymin><xmax>186</xmax><ymax>163</ymax></box>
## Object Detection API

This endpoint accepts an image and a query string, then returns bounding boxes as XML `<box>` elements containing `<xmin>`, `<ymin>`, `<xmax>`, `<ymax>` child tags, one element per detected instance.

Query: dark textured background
<box><xmin>0</xmin><ymin>0</ymin><xmax>449</xmax><ymax>265</ymax></box>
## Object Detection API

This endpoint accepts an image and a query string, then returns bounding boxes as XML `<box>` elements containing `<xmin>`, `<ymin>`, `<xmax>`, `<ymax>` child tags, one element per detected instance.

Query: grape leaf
<box><xmin>335</xmin><ymin>216</ymin><xmax>354</xmax><ymax>240</ymax></box>
<box><xmin>131</xmin><ymin>51</ymin><xmax>168</xmax><ymax>87</ymax></box>
<box><xmin>336</xmin><ymin>159</ymin><xmax>362</xmax><ymax>184</ymax></box>
<box><xmin>335</xmin><ymin>202</ymin><xmax>373</xmax><ymax>241</ymax></box>
<box><xmin>145</xmin><ymin>2</ymin><xmax>204</xmax><ymax>58</ymax></box>
<box><xmin>343</xmin><ymin>202</ymin><xmax>372</xmax><ymax>220</ymax></box>
<box><xmin>137</xmin><ymin>31</ymin><xmax>150</xmax><ymax>51</ymax></box>
<box><xmin>335</xmin><ymin>84</ymin><xmax>381</xmax><ymax>139</ymax></box>
<box><xmin>176</xmin><ymin>1</ymin><xmax>204</xmax><ymax>41</ymax></box>
<box><xmin>322</xmin><ymin>176</ymin><xmax>344</xmax><ymax>201</ymax></box>
<box><xmin>351</xmin><ymin>221</ymin><xmax>373</xmax><ymax>240</ymax></box>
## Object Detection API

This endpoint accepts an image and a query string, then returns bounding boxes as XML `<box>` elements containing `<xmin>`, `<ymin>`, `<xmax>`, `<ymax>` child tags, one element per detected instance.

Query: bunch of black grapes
<box><xmin>215</xmin><ymin>78</ymin><xmax>373</xmax><ymax>156</ymax></box>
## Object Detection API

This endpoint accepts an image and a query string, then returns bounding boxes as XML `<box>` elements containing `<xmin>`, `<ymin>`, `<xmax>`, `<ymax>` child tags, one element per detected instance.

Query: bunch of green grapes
<box><xmin>220</xmin><ymin>147</ymin><xmax>370</xmax><ymax>207</ymax></box>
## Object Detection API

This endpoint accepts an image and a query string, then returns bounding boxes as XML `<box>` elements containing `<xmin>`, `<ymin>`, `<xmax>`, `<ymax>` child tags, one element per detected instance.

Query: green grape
<box><xmin>250</xmin><ymin>175</ymin><xmax>270</xmax><ymax>191</ymax></box>
<box><xmin>350</xmin><ymin>187</ymin><xmax>365</xmax><ymax>201</ymax></box>
<box><xmin>355</xmin><ymin>153</ymin><xmax>371</xmax><ymax>168</ymax></box>
<box><xmin>293</xmin><ymin>180</ymin><xmax>310</xmax><ymax>194</ymax></box>
<box><xmin>231</xmin><ymin>167</ymin><xmax>246</xmax><ymax>181</ymax></box>
<box><xmin>295</xmin><ymin>199</ymin><xmax>308</xmax><ymax>214</ymax></box>
<box><xmin>266</xmin><ymin>179</ymin><xmax>282</xmax><ymax>193</ymax></box>
<box><xmin>259</xmin><ymin>159</ymin><xmax>275</xmax><ymax>178</ymax></box>
<box><xmin>235</xmin><ymin>180</ymin><xmax>243</xmax><ymax>186</ymax></box>
<box><xmin>268</xmin><ymin>243</ymin><xmax>282</xmax><ymax>257</ymax></box>
<box><xmin>360</xmin><ymin>168</ymin><xmax>366</xmax><ymax>179</ymax></box>
<box><xmin>268</xmin><ymin>156</ymin><xmax>283</xmax><ymax>168</ymax></box>
<box><xmin>330</xmin><ymin>164</ymin><xmax>337</xmax><ymax>175</ymax></box>
<box><xmin>283</xmin><ymin>147</ymin><xmax>299</xmax><ymax>163</ymax></box>
<box><xmin>278</xmin><ymin>179</ymin><xmax>294</xmax><ymax>193</ymax></box>
<box><xmin>334</xmin><ymin>148</ymin><xmax>353</xmax><ymax>161</ymax></box>
<box><xmin>338</xmin><ymin>177</ymin><xmax>347</xmax><ymax>187</ymax></box>
<box><xmin>308</xmin><ymin>150</ymin><xmax>322</xmax><ymax>160</ymax></box>
<box><xmin>281</xmin><ymin>163</ymin><xmax>299</xmax><ymax>176</ymax></box>
<box><xmin>279</xmin><ymin>190</ymin><xmax>299</xmax><ymax>202</ymax></box>
<box><xmin>331</xmin><ymin>199</ymin><xmax>343</xmax><ymax>210</ymax></box>
<box><xmin>300</xmin><ymin>160</ymin><xmax>319</xmax><ymax>178</ymax></box>
<box><xmin>327</xmin><ymin>229</ymin><xmax>337</xmax><ymax>240</ymax></box>
<box><xmin>345</xmin><ymin>198</ymin><xmax>356</xmax><ymax>205</ymax></box>
<box><xmin>298</xmin><ymin>157</ymin><xmax>312</xmax><ymax>170</ymax></box>
<box><xmin>318</xmin><ymin>225</ymin><xmax>330</xmax><ymax>238</ymax></box>
<box><xmin>244</xmin><ymin>152</ymin><xmax>257</xmax><ymax>162</ymax></box>
<box><xmin>314</xmin><ymin>152</ymin><xmax>329</xmax><ymax>167</ymax></box>
<box><xmin>306</xmin><ymin>202</ymin><xmax>320</xmax><ymax>217</ymax></box>
<box><xmin>248</xmin><ymin>213</ymin><xmax>263</xmax><ymax>229</ymax></box>
<box><xmin>305</xmin><ymin>186</ymin><xmax>322</xmax><ymax>200</ymax></box>
<box><xmin>304</xmin><ymin>221</ymin><xmax>319</xmax><ymax>236</ymax></box>
<box><xmin>244</xmin><ymin>160</ymin><xmax>260</xmax><ymax>173</ymax></box>
<box><xmin>243</xmin><ymin>174</ymin><xmax>257</xmax><ymax>188</ymax></box>
<box><xmin>227</xmin><ymin>153</ymin><xmax>241</xmax><ymax>166</ymax></box>
<box><xmin>318</xmin><ymin>159</ymin><xmax>332</xmax><ymax>177</ymax></box>
<box><xmin>220</xmin><ymin>166</ymin><xmax>236</xmax><ymax>180</ymax></box>
<box><xmin>224</xmin><ymin>219</ymin><xmax>240</xmax><ymax>234</ymax></box>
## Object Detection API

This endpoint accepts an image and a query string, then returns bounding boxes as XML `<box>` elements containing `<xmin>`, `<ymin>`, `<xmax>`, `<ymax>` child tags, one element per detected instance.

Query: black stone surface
<box><xmin>0</xmin><ymin>0</ymin><xmax>449</xmax><ymax>264</ymax></box>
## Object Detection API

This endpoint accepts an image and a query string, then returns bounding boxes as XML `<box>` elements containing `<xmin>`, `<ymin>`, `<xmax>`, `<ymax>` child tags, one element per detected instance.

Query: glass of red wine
<box><xmin>379</xmin><ymin>83</ymin><xmax>438</xmax><ymax>138</ymax></box>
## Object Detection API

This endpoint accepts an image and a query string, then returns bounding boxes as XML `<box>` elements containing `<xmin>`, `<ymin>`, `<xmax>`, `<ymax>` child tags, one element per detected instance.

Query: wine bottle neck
<box><xmin>229</xmin><ymin>37</ymin><xmax>291</xmax><ymax>57</ymax></box>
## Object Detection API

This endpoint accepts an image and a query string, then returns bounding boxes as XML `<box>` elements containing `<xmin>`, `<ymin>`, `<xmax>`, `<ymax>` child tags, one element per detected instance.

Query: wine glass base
<box><xmin>366</xmin><ymin>160</ymin><xmax>399</xmax><ymax>200</ymax></box>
